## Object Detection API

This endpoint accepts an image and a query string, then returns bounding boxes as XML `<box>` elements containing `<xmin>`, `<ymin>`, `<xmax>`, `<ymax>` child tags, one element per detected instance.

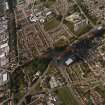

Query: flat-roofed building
<box><xmin>0</xmin><ymin>71</ymin><xmax>9</xmax><ymax>86</ymax></box>
<box><xmin>65</xmin><ymin>58</ymin><xmax>74</xmax><ymax>66</ymax></box>
<box><xmin>0</xmin><ymin>70</ymin><xmax>9</xmax><ymax>104</ymax></box>
<box><xmin>0</xmin><ymin>16</ymin><xmax>9</xmax><ymax>67</ymax></box>
<box><xmin>5</xmin><ymin>1</ymin><xmax>9</xmax><ymax>10</ymax></box>
<box><xmin>0</xmin><ymin>42</ymin><xmax>9</xmax><ymax>66</ymax></box>
<box><xmin>0</xmin><ymin>54</ymin><xmax>9</xmax><ymax>66</ymax></box>
<box><xmin>0</xmin><ymin>1</ymin><xmax>10</xmax><ymax>104</ymax></box>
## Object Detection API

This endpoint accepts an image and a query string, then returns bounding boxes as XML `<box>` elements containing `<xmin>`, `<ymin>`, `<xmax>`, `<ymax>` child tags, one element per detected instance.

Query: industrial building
<box><xmin>0</xmin><ymin>1</ymin><xmax>10</xmax><ymax>105</ymax></box>
<box><xmin>0</xmin><ymin>0</ymin><xmax>9</xmax><ymax>84</ymax></box>
<box><xmin>0</xmin><ymin>16</ymin><xmax>9</xmax><ymax>67</ymax></box>
<box><xmin>0</xmin><ymin>70</ymin><xmax>8</xmax><ymax>86</ymax></box>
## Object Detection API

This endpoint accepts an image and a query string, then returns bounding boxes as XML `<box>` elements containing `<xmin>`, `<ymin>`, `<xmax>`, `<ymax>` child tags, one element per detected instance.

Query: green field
<box><xmin>56</xmin><ymin>87</ymin><xmax>80</xmax><ymax>105</ymax></box>
<box><xmin>96</xmin><ymin>85</ymin><xmax>105</xmax><ymax>99</ymax></box>
<box><xmin>44</xmin><ymin>17</ymin><xmax>60</xmax><ymax>31</ymax></box>
<box><xmin>44</xmin><ymin>0</ymin><xmax>56</xmax><ymax>7</ymax></box>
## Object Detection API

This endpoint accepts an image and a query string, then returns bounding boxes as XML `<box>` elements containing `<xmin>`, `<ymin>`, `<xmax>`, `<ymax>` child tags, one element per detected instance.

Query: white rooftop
<box><xmin>0</xmin><ymin>43</ymin><xmax>8</xmax><ymax>49</ymax></box>
<box><xmin>0</xmin><ymin>53</ymin><xmax>5</xmax><ymax>58</ymax></box>
<box><xmin>5</xmin><ymin>2</ymin><xmax>9</xmax><ymax>10</ymax></box>
<box><xmin>0</xmin><ymin>71</ymin><xmax>8</xmax><ymax>86</ymax></box>
<box><xmin>65</xmin><ymin>58</ymin><xmax>74</xmax><ymax>65</ymax></box>
<box><xmin>3</xmin><ymin>73</ymin><xmax>7</xmax><ymax>82</ymax></box>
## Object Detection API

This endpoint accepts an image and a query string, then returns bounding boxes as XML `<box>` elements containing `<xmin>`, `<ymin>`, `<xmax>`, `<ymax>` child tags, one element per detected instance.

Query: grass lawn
<box><xmin>30</xmin><ymin>83</ymin><xmax>42</xmax><ymax>95</ymax></box>
<box><xmin>76</xmin><ymin>25</ymin><xmax>92</xmax><ymax>36</ymax></box>
<box><xmin>56</xmin><ymin>87</ymin><xmax>79</xmax><ymax>105</ymax></box>
<box><xmin>44</xmin><ymin>0</ymin><xmax>56</xmax><ymax>7</ymax></box>
<box><xmin>64</xmin><ymin>21</ymin><xmax>74</xmax><ymax>34</ymax></box>
<box><xmin>44</xmin><ymin>17</ymin><xmax>60</xmax><ymax>31</ymax></box>
<box><xmin>95</xmin><ymin>85</ymin><xmax>105</xmax><ymax>99</ymax></box>
<box><xmin>79</xmin><ymin>63</ymin><xmax>91</xmax><ymax>77</ymax></box>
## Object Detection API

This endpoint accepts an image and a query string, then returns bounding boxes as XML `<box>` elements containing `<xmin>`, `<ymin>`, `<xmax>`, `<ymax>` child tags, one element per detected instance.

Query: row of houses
<box><xmin>0</xmin><ymin>16</ymin><xmax>9</xmax><ymax>67</ymax></box>
<box><xmin>0</xmin><ymin>0</ymin><xmax>10</xmax><ymax>104</ymax></box>
<box><xmin>0</xmin><ymin>0</ymin><xmax>9</xmax><ymax>86</ymax></box>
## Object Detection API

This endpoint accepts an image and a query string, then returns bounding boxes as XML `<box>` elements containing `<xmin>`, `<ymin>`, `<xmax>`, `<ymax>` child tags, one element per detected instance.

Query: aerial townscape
<box><xmin>1</xmin><ymin>0</ymin><xmax>105</xmax><ymax>105</ymax></box>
